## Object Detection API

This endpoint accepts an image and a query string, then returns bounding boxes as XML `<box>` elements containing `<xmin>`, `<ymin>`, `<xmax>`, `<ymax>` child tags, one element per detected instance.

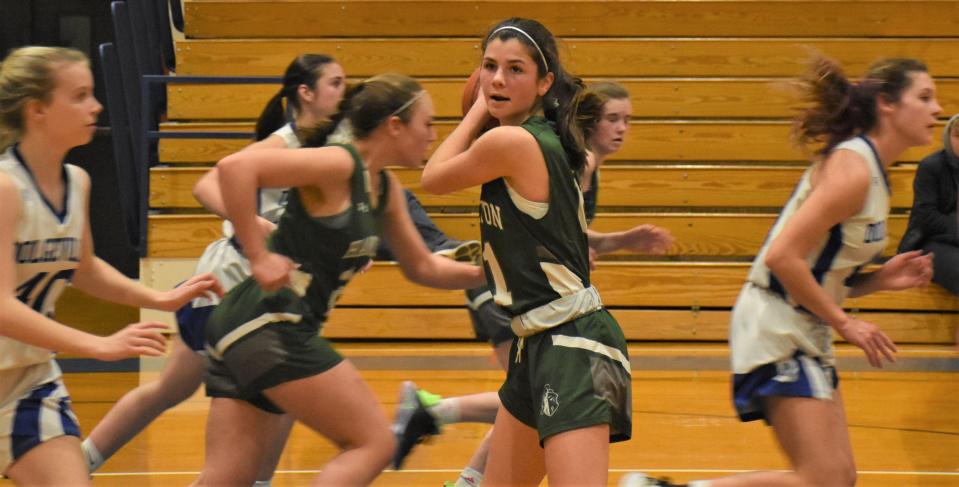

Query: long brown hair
<box><xmin>793</xmin><ymin>56</ymin><xmax>928</xmax><ymax>156</ymax></box>
<box><xmin>483</xmin><ymin>18</ymin><xmax>591</xmax><ymax>176</ymax></box>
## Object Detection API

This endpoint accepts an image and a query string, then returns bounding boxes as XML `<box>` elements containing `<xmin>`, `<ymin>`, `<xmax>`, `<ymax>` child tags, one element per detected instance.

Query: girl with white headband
<box><xmin>423</xmin><ymin>17</ymin><xmax>633</xmax><ymax>486</ymax></box>
<box><xmin>190</xmin><ymin>73</ymin><xmax>486</xmax><ymax>487</ymax></box>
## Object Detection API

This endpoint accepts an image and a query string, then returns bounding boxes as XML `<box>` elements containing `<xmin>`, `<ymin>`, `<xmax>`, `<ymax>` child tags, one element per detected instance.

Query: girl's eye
<box><xmin>510</xmin><ymin>66</ymin><xmax>523</xmax><ymax>74</ymax></box>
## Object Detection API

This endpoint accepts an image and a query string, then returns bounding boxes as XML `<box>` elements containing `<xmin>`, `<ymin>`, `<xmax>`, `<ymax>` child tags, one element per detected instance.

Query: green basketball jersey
<box><xmin>206</xmin><ymin>143</ymin><xmax>388</xmax><ymax>344</ymax></box>
<box><xmin>479</xmin><ymin>116</ymin><xmax>590</xmax><ymax>315</ymax></box>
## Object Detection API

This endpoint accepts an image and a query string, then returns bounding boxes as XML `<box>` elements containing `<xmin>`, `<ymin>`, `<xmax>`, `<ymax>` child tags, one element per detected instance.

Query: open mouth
<box><xmin>488</xmin><ymin>94</ymin><xmax>510</xmax><ymax>103</ymax></box>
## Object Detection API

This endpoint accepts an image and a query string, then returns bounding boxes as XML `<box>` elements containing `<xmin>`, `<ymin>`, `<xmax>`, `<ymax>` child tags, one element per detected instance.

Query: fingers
<box><xmin>862</xmin><ymin>331</ymin><xmax>896</xmax><ymax>369</ymax></box>
<box><xmin>876</xmin><ymin>332</ymin><xmax>897</xmax><ymax>362</ymax></box>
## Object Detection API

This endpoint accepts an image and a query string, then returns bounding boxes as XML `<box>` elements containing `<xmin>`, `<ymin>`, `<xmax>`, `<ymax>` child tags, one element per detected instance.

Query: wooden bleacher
<box><xmin>131</xmin><ymin>0</ymin><xmax>959</xmax><ymax>344</ymax></box>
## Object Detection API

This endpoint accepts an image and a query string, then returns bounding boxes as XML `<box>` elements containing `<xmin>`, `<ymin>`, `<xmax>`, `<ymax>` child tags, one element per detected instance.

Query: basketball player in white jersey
<box><xmin>622</xmin><ymin>57</ymin><xmax>939</xmax><ymax>487</ymax></box>
<box><xmin>0</xmin><ymin>46</ymin><xmax>220</xmax><ymax>486</ymax></box>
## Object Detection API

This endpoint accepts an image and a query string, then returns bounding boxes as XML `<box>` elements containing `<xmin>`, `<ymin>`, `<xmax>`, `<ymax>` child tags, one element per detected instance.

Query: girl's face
<box><xmin>480</xmin><ymin>37</ymin><xmax>553</xmax><ymax>126</ymax></box>
<box><xmin>883</xmin><ymin>71</ymin><xmax>942</xmax><ymax>147</ymax></box>
<box><xmin>588</xmin><ymin>97</ymin><xmax>632</xmax><ymax>157</ymax></box>
<box><xmin>302</xmin><ymin>62</ymin><xmax>346</xmax><ymax>120</ymax></box>
<box><xmin>393</xmin><ymin>93</ymin><xmax>437</xmax><ymax>167</ymax></box>
<box><xmin>32</xmin><ymin>62</ymin><xmax>102</xmax><ymax>148</ymax></box>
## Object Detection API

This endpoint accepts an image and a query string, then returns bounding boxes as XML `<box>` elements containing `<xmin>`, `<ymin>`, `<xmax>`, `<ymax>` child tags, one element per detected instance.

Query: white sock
<box><xmin>688</xmin><ymin>481</ymin><xmax>712</xmax><ymax>487</ymax></box>
<box><xmin>81</xmin><ymin>438</ymin><xmax>104</xmax><ymax>473</ymax></box>
<box><xmin>454</xmin><ymin>466</ymin><xmax>483</xmax><ymax>487</ymax></box>
<box><xmin>427</xmin><ymin>397</ymin><xmax>461</xmax><ymax>425</ymax></box>
<box><xmin>252</xmin><ymin>480</ymin><xmax>272</xmax><ymax>487</ymax></box>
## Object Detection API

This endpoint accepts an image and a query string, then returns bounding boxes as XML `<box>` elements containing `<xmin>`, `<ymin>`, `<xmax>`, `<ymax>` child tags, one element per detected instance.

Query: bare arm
<box><xmin>422</xmin><ymin>95</ymin><xmax>545</xmax><ymax>198</ymax></box>
<box><xmin>217</xmin><ymin>146</ymin><xmax>353</xmax><ymax>289</ymax></box>
<box><xmin>70</xmin><ymin>170</ymin><xmax>222</xmax><ymax>311</ymax></box>
<box><xmin>586</xmin><ymin>225</ymin><xmax>674</xmax><ymax>256</ymax></box>
<box><xmin>193</xmin><ymin>134</ymin><xmax>289</xmax><ymax>218</ymax></box>
<box><xmin>380</xmin><ymin>173</ymin><xmax>485</xmax><ymax>289</ymax></box>
<box><xmin>845</xmin><ymin>249</ymin><xmax>933</xmax><ymax>298</ymax></box>
<box><xmin>0</xmin><ymin>173</ymin><xmax>166</xmax><ymax>359</ymax></box>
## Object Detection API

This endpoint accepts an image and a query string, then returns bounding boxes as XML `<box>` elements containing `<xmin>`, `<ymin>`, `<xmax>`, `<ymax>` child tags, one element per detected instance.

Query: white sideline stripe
<box><xmin>91</xmin><ymin>468</ymin><xmax>959</xmax><ymax>477</ymax></box>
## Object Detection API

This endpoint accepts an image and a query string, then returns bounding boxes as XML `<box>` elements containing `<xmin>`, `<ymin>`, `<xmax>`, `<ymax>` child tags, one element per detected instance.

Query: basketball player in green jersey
<box><xmin>423</xmin><ymin>18</ymin><xmax>632</xmax><ymax>486</ymax></box>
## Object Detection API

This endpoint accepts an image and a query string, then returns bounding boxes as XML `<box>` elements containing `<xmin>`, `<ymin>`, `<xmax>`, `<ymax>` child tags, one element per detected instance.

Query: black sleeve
<box><xmin>910</xmin><ymin>154</ymin><xmax>957</xmax><ymax>243</ymax></box>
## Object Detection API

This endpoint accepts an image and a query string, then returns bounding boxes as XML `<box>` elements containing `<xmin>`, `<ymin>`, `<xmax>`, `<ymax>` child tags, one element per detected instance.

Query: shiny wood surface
<box><xmin>3</xmin><ymin>343</ymin><xmax>955</xmax><ymax>486</ymax></box>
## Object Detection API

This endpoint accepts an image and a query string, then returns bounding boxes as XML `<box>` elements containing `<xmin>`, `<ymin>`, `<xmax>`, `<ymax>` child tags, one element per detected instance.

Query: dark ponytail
<box><xmin>301</xmin><ymin>74</ymin><xmax>424</xmax><ymax>148</ymax></box>
<box><xmin>254</xmin><ymin>53</ymin><xmax>335</xmax><ymax>141</ymax></box>
<box><xmin>794</xmin><ymin>56</ymin><xmax>928</xmax><ymax>156</ymax></box>
<box><xmin>483</xmin><ymin>18</ymin><xmax>588</xmax><ymax>176</ymax></box>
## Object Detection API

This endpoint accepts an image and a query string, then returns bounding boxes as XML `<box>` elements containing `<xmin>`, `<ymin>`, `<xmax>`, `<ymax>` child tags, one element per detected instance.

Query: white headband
<box><xmin>489</xmin><ymin>26</ymin><xmax>549</xmax><ymax>72</ymax></box>
<box><xmin>389</xmin><ymin>90</ymin><xmax>426</xmax><ymax>117</ymax></box>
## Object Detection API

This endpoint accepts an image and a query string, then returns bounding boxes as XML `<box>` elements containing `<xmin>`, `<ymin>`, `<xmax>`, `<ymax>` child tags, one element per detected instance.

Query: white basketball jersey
<box><xmin>0</xmin><ymin>147</ymin><xmax>85</xmax><ymax>370</ymax></box>
<box><xmin>731</xmin><ymin>136</ymin><xmax>890</xmax><ymax>372</ymax></box>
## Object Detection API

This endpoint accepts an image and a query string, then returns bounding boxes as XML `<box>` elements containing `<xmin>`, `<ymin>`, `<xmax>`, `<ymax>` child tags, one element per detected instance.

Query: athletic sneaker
<box><xmin>434</xmin><ymin>239</ymin><xmax>482</xmax><ymax>265</ymax></box>
<box><xmin>392</xmin><ymin>381</ymin><xmax>442</xmax><ymax>469</ymax></box>
<box><xmin>619</xmin><ymin>473</ymin><xmax>686</xmax><ymax>486</ymax></box>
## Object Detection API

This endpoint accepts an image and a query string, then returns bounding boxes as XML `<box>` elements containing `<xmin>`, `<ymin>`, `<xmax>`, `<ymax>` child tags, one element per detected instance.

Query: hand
<box><xmin>471</xmin><ymin>87</ymin><xmax>497</xmax><ymax>133</ymax></box>
<box><xmin>251</xmin><ymin>251</ymin><xmax>298</xmax><ymax>291</ymax></box>
<box><xmin>588</xmin><ymin>247</ymin><xmax>598</xmax><ymax>271</ymax></box>
<box><xmin>834</xmin><ymin>317</ymin><xmax>897</xmax><ymax>368</ymax></box>
<box><xmin>618</xmin><ymin>224</ymin><xmax>674</xmax><ymax>255</ymax></box>
<box><xmin>95</xmin><ymin>321</ymin><xmax>168</xmax><ymax>360</ymax></box>
<box><xmin>155</xmin><ymin>272</ymin><xmax>224</xmax><ymax>311</ymax></box>
<box><xmin>878</xmin><ymin>250</ymin><xmax>934</xmax><ymax>291</ymax></box>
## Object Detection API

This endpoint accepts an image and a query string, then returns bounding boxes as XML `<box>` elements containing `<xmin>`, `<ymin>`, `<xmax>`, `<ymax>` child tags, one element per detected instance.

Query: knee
<box><xmin>338</xmin><ymin>426</ymin><xmax>395</xmax><ymax>469</ymax></box>
<box><xmin>801</xmin><ymin>463</ymin><xmax>856</xmax><ymax>487</ymax></box>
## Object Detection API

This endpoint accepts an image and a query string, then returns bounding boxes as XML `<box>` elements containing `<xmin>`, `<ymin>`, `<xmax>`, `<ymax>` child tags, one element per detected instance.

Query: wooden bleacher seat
<box><xmin>125</xmin><ymin>0</ymin><xmax>958</xmax><ymax>345</ymax></box>
<box><xmin>156</xmin><ymin>121</ymin><xmax>943</xmax><ymax>163</ymax></box>
<box><xmin>181</xmin><ymin>1</ymin><xmax>959</xmax><ymax>39</ymax></box>
<box><xmin>166</xmin><ymin>78</ymin><xmax>959</xmax><ymax>121</ymax></box>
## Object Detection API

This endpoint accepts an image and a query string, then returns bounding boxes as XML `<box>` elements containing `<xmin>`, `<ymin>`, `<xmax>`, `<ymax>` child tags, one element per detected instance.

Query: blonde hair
<box><xmin>0</xmin><ymin>46</ymin><xmax>89</xmax><ymax>150</ymax></box>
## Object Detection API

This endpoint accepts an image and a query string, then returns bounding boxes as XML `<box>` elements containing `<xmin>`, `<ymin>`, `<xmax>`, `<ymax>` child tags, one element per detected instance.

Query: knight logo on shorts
<box><xmin>541</xmin><ymin>384</ymin><xmax>559</xmax><ymax>417</ymax></box>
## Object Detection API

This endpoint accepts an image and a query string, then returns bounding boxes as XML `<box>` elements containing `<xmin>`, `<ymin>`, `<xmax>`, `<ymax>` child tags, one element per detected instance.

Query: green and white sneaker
<box><xmin>392</xmin><ymin>381</ymin><xmax>442</xmax><ymax>469</ymax></box>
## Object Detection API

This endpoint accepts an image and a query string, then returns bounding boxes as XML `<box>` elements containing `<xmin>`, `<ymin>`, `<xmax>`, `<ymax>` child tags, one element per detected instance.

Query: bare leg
<box><xmin>543</xmin><ymin>424</ymin><xmax>610</xmax><ymax>487</ymax></box>
<box><xmin>194</xmin><ymin>398</ymin><xmax>279</xmax><ymax>486</ymax></box>
<box><xmin>483</xmin><ymin>406</ymin><xmax>546</xmax><ymax>487</ymax></box>
<box><xmin>695</xmin><ymin>390</ymin><xmax>856</xmax><ymax>487</ymax></box>
<box><xmin>86</xmin><ymin>337</ymin><xmax>204</xmax><ymax>466</ymax></box>
<box><xmin>256</xmin><ymin>413</ymin><xmax>295</xmax><ymax>482</ymax></box>
<box><xmin>452</xmin><ymin>338</ymin><xmax>512</xmax><ymax>481</ymax></box>
<box><xmin>265</xmin><ymin>360</ymin><xmax>394</xmax><ymax>486</ymax></box>
<box><xmin>6</xmin><ymin>436</ymin><xmax>90</xmax><ymax>486</ymax></box>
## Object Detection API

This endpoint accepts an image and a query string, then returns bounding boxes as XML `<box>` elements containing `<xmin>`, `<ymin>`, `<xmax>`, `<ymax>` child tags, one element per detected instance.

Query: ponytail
<box><xmin>794</xmin><ymin>56</ymin><xmax>928</xmax><ymax>156</ymax></box>
<box><xmin>254</xmin><ymin>53</ymin><xmax>336</xmax><ymax>141</ymax></box>
<box><xmin>300</xmin><ymin>74</ymin><xmax>423</xmax><ymax>148</ymax></box>
<box><xmin>253</xmin><ymin>89</ymin><xmax>289</xmax><ymax>141</ymax></box>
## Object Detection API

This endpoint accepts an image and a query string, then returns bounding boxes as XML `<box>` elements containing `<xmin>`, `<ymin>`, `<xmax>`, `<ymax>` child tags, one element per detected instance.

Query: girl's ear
<box><xmin>875</xmin><ymin>92</ymin><xmax>898</xmax><ymax>117</ymax></box>
<box><xmin>386</xmin><ymin>115</ymin><xmax>404</xmax><ymax>137</ymax></box>
<box><xmin>297</xmin><ymin>84</ymin><xmax>315</xmax><ymax>104</ymax></box>
<box><xmin>537</xmin><ymin>72</ymin><xmax>555</xmax><ymax>97</ymax></box>
<box><xmin>24</xmin><ymin>98</ymin><xmax>45</xmax><ymax>124</ymax></box>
